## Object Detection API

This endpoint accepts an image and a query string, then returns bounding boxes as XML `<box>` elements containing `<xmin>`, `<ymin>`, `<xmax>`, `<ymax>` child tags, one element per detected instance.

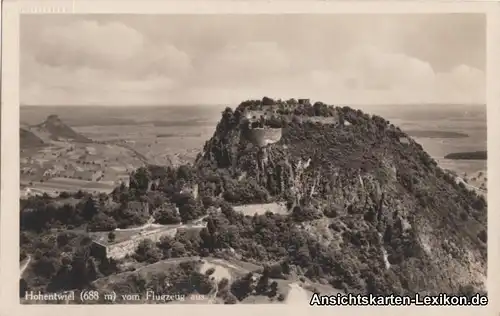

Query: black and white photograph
<box><xmin>17</xmin><ymin>13</ymin><xmax>487</xmax><ymax>305</ymax></box>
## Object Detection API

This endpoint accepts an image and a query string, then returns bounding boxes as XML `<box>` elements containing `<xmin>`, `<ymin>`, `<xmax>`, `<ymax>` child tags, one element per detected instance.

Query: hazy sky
<box><xmin>20</xmin><ymin>14</ymin><xmax>485</xmax><ymax>106</ymax></box>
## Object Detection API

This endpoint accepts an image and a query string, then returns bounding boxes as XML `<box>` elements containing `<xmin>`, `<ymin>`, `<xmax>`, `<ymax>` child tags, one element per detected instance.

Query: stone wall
<box><xmin>245</xmin><ymin>110</ymin><xmax>265</xmax><ymax>120</ymax></box>
<box><xmin>248</xmin><ymin>128</ymin><xmax>282</xmax><ymax>147</ymax></box>
<box><xmin>305</xmin><ymin>116</ymin><xmax>339</xmax><ymax>125</ymax></box>
<box><xmin>106</xmin><ymin>227</ymin><xmax>178</xmax><ymax>259</ymax></box>
<box><xmin>90</xmin><ymin>241</ymin><xmax>107</xmax><ymax>260</ymax></box>
<box><xmin>106</xmin><ymin>239</ymin><xmax>138</xmax><ymax>260</ymax></box>
<box><xmin>233</xmin><ymin>202</ymin><xmax>288</xmax><ymax>215</ymax></box>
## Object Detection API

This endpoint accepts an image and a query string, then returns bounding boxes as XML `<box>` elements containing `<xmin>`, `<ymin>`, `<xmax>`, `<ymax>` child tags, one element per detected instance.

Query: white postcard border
<box><xmin>2</xmin><ymin>1</ymin><xmax>499</xmax><ymax>315</ymax></box>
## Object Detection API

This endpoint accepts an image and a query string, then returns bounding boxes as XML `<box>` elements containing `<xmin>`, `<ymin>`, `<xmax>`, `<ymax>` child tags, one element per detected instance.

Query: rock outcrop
<box><xmin>247</xmin><ymin>127</ymin><xmax>282</xmax><ymax>147</ymax></box>
<box><xmin>195</xmin><ymin>97</ymin><xmax>487</xmax><ymax>295</ymax></box>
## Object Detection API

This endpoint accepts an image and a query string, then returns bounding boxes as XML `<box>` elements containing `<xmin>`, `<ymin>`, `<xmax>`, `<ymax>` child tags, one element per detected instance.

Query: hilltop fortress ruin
<box><xmin>197</xmin><ymin>96</ymin><xmax>346</xmax><ymax>180</ymax></box>
<box><xmin>239</xmin><ymin>97</ymin><xmax>341</xmax><ymax>148</ymax></box>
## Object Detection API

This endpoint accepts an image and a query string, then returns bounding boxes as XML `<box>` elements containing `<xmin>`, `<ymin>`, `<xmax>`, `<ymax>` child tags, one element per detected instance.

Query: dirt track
<box><xmin>286</xmin><ymin>283</ymin><xmax>310</xmax><ymax>305</ymax></box>
<box><xmin>20</xmin><ymin>255</ymin><xmax>31</xmax><ymax>276</ymax></box>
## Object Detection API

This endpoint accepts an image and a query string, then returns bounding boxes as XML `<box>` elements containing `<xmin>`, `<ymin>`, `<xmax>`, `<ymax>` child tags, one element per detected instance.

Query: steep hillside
<box><xmin>20</xmin><ymin>98</ymin><xmax>487</xmax><ymax>301</ymax></box>
<box><xmin>195</xmin><ymin>97</ymin><xmax>487</xmax><ymax>295</ymax></box>
<box><xmin>31</xmin><ymin>114</ymin><xmax>92</xmax><ymax>143</ymax></box>
<box><xmin>20</xmin><ymin>128</ymin><xmax>46</xmax><ymax>149</ymax></box>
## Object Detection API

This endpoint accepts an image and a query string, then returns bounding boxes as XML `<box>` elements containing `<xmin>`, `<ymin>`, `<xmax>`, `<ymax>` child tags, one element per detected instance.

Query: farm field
<box><xmin>74</xmin><ymin>124</ymin><xmax>214</xmax><ymax>166</ymax></box>
<box><xmin>20</xmin><ymin>140</ymin><xmax>142</xmax><ymax>196</ymax></box>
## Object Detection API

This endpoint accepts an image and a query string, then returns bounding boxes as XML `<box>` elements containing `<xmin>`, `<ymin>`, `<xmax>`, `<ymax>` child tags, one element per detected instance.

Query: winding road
<box><xmin>20</xmin><ymin>255</ymin><xmax>31</xmax><ymax>276</ymax></box>
<box><xmin>455</xmin><ymin>176</ymin><xmax>487</xmax><ymax>196</ymax></box>
<box><xmin>286</xmin><ymin>283</ymin><xmax>310</xmax><ymax>305</ymax></box>
<box><xmin>114</xmin><ymin>215</ymin><xmax>208</xmax><ymax>232</ymax></box>
<box><xmin>114</xmin><ymin>216</ymin><xmax>155</xmax><ymax>231</ymax></box>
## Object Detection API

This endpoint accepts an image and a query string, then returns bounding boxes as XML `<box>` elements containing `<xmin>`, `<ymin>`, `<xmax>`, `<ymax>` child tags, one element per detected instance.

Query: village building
<box><xmin>90</xmin><ymin>225</ymin><xmax>178</xmax><ymax>260</ymax></box>
<box><xmin>90</xmin><ymin>221</ymin><xmax>207</xmax><ymax>260</ymax></box>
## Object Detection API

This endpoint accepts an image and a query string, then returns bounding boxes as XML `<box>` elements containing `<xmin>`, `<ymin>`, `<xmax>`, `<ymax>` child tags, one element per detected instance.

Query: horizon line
<box><xmin>20</xmin><ymin>102</ymin><xmax>486</xmax><ymax>107</ymax></box>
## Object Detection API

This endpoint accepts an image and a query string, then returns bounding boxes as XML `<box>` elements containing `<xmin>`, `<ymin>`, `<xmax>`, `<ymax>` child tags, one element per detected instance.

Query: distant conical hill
<box><xmin>23</xmin><ymin>114</ymin><xmax>92</xmax><ymax>144</ymax></box>
<box><xmin>194</xmin><ymin>97</ymin><xmax>487</xmax><ymax>295</ymax></box>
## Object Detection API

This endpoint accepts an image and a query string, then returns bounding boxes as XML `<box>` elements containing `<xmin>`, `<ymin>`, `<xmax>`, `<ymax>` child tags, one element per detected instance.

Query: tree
<box><xmin>200</xmin><ymin>228</ymin><xmax>215</xmax><ymax>252</ymax></box>
<box><xmin>205</xmin><ymin>267</ymin><xmax>216</xmax><ymax>276</ymax></box>
<box><xmin>134</xmin><ymin>239</ymin><xmax>162</xmax><ymax>264</ymax></box>
<box><xmin>114</xmin><ymin>202</ymin><xmax>150</xmax><ymax>228</ymax></box>
<box><xmin>88</xmin><ymin>213</ymin><xmax>117</xmax><ymax>232</ymax></box>
<box><xmin>153</xmin><ymin>204</ymin><xmax>181</xmax><ymax>225</ymax></box>
<box><xmin>59</xmin><ymin>191</ymin><xmax>71</xmax><ymax>199</ymax></box>
<box><xmin>82</xmin><ymin>197</ymin><xmax>98</xmax><ymax>221</ymax></box>
<box><xmin>20</xmin><ymin>278</ymin><xmax>28</xmax><ymax>298</ymax></box>
<box><xmin>323</xmin><ymin>205</ymin><xmax>339</xmax><ymax>218</ymax></box>
<box><xmin>207</xmin><ymin>217</ymin><xmax>217</xmax><ymax>235</ymax></box>
<box><xmin>33</xmin><ymin>256</ymin><xmax>60</xmax><ymax>279</ymax></box>
<box><xmin>269</xmin><ymin>281</ymin><xmax>278</xmax><ymax>297</ymax></box>
<box><xmin>108</xmin><ymin>232</ymin><xmax>116</xmax><ymax>243</ymax></box>
<box><xmin>69</xmin><ymin>246</ymin><xmax>96</xmax><ymax>289</ymax></box>
<box><xmin>255</xmin><ymin>266</ymin><xmax>270</xmax><ymax>294</ymax></box>
<box><xmin>313</xmin><ymin>102</ymin><xmax>328</xmax><ymax>116</ymax></box>
<box><xmin>223</xmin><ymin>293</ymin><xmax>239</xmax><ymax>304</ymax></box>
<box><xmin>157</xmin><ymin>235</ymin><xmax>175</xmax><ymax>258</ymax></box>
<box><xmin>20</xmin><ymin>249</ymin><xmax>27</xmax><ymax>262</ymax></box>
<box><xmin>280</xmin><ymin>260</ymin><xmax>291</xmax><ymax>275</ymax></box>
<box><xmin>218</xmin><ymin>278</ymin><xmax>230</xmax><ymax>292</ymax></box>
<box><xmin>170</xmin><ymin>241</ymin><xmax>187</xmax><ymax>257</ymax></box>
<box><xmin>477</xmin><ymin>230</ymin><xmax>487</xmax><ymax>243</ymax></box>
<box><xmin>176</xmin><ymin>165</ymin><xmax>193</xmax><ymax>181</ymax></box>
<box><xmin>130</xmin><ymin>167</ymin><xmax>151</xmax><ymax>193</ymax></box>
<box><xmin>231</xmin><ymin>272</ymin><xmax>254</xmax><ymax>301</ymax></box>
<box><xmin>177</xmin><ymin>198</ymin><xmax>202</xmax><ymax>223</ymax></box>
<box><xmin>75</xmin><ymin>190</ymin><xmax>85</xmax><ymax>199</ymax></box>
<box><xmin>459</xmin><ymin>284</ymin><xmax>484</xmax><ymax>298</ymax></box>
<box><xmin>202</xmin><ymin>195</ymin><xmax>217</xmax><ymax>208</ymax></box>
<box><xmin>291</xmin><ymin>205</ymin><xmax>321</xmax><ymax>222</ymax></box>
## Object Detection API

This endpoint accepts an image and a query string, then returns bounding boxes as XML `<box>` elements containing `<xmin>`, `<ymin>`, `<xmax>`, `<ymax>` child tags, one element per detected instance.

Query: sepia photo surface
<box><xmin>1</xmin><ymin>1</ymin><xmax>498</xmax><ymax>314</ymax></box>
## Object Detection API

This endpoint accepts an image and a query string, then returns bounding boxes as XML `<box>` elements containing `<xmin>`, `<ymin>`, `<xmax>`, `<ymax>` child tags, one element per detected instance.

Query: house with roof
<box><xmin>90</xmin><ymin>224</ymin><xmax>180</xmax><ymax>260</ymax></box>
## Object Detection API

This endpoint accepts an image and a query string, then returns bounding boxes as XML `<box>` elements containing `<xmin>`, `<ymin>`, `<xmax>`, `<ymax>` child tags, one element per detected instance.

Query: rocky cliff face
<box><xmin>196</xmin><ymin>98</ymin><xmax>487</xmax><ymax>295</ymax></box>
